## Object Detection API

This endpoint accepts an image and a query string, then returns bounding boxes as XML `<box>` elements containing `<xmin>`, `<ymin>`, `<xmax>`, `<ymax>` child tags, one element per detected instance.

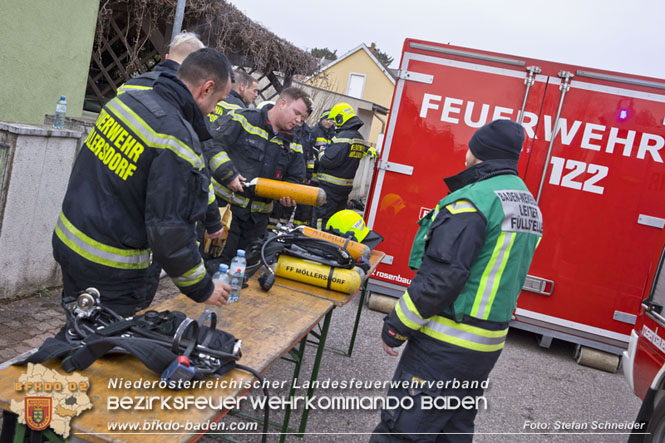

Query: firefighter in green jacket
<box><xmin>371</xmin><ymin>119</ymin><xmax>543</xmax><ymax>442</ymax></box>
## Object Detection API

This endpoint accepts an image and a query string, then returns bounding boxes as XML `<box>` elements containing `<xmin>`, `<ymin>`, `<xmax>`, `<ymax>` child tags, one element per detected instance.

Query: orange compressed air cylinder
<box><xmin>300</xmin><ymin>226</ymin><xmax>370</xmax><ymax>261</ymax></box>
<box><xmin>253</xmin><ymin>178</ymin><xmax>326</xmax><ymax>207</ymax></box>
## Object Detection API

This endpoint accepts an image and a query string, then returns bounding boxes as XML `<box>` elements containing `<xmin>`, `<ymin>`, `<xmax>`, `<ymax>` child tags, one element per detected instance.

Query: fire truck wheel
<box><xmin>646</xmin><ymin>395</ymin><xmax>665</xmax><ymax>443</ymax></box>
<box><xmin>367</xmin><ymin>293</ymin><xmax>398</xmax><ymax>314</ymax></box>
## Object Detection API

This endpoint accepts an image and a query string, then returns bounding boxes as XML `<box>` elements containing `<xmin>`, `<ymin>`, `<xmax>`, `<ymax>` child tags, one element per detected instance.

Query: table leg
<box><xmin>346</xmin><ymin>280</ymin><xmax>368</xmax><ymax>357</ymax></box>
<box><xmin>321</xmin><ymin>280</ymin><xmax>368</xmax><ymax>358</ymax></box>
<box><xmin>280</xmin><ymin>338</ymin><xmax>307</xmax><ymax>442</ymax></box>
<box><xmin>297</xmin><ymin>310</ymin><xmax>332</xmax><ymax>436</ymax></box>
<box><xmin>13</xmin><ymin>424</ymin><xmax>26</xmax><ymax>443</ymax></box>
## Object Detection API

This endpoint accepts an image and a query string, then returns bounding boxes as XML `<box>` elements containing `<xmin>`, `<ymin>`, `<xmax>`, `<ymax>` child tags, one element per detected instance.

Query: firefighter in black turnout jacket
<box><xmin>314</xmin><ymin>102</ymin><xmax>376</xmax><ymax>229</ymax></box>
<box><xmin>52</xmin><ymin>49</ymin><xmax>234</xmax><ymax>316</ymax></box>
<box><xmin>205</xmin><ymin>87</ymin><xmax>311</xmax><ymax>264</ymax></box>
<box><xmin>308</xmin><ymin>109</ymin><xmax>335</xmax><ymax>185</ymax></box>
<box><xmin>209</xmin><ymin>69</ymin><xmax>260</xmax><ymax>123</ymax></box>
<box><xmin>114</xmin><ymin>32</ymin><xmax>227</xmax><ymax>301</ymax></box>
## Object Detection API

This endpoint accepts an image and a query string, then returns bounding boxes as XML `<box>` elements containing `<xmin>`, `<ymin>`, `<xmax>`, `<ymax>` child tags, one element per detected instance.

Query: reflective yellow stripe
<box><xmin>208</xmin><ymin>183</ymin><xmax>215</xmax><ymax>205</ymax></box>
<box><xmin>251</xmin><ymin>200</ymin><xmax>274</xmax><ymax>214</ymax></box>
<box><xmin>425</xmin><ymin>203</ymin><xmax>440</xmax><ymax>222</ymax></box>
<box><xmin>172</xmin><ymin>259</ymin><xmax>206</xmax><ymax>287</ymax></box>
<box><xmin>218</xmin><ymin>101</ymin><xmax>242</xmax><ymax>113</ymax></box>
<box><xmin>318</xmin><ymin>173</ymin><xmax>354</xmax><ymax>187</ymax></box>
<box><xmin>315</xmin><ymin>137</ymin><xmax>330</xmax><ymax>146</ymax></box>
<box><xmin>107</xmin><ymin>98</ymin><xmax>204</xmax><ymax>170</ymax></box>
<box><xmin>210</xmin><ymin>151</ymin><xmax>231</xmax><ymax>172</ymax></box>
<box><xmin>290</xmin><ymin>142</ymin><xmax>303</xmax><ymax>154</ymax></box>
<box><xmin>232</xmin><ymin>112</ymin><xmax>268</xmax><ymax>140</ymax></box>
<box><xmin>54</xmin><ymin>212</ymin><xmax>150</xmax><ymax>270</ymax></box>
<box><xmin>471</xmin><ymin>232</ymin><xmax>516</xmax><ymax>320</ymax></box>
<box><xmin>117</xmin><ymin>85</ymin><xmax>153</xmax><ymax>95</ymax></box>
<box><xmin>421</xmin><ymin>315</ymin><xmax>508</xmax><ymax>352</ymax></box>
<box><xmin>332</xmin><ymin>137</ymin><xmax>366</xmax><ymax>145</ymax></box>
<box><xmin>395</xmin><ymin>291</ymin><xmax>427</xmax><ymax>331</ymax></box>
<box><xmin>445</xmin><ymin>200</ymin><xmax>477</xmax><ymax>214</ymax></box>
<box><xmin>210</xmin><ymin>101</ymin><xmax>243</xmax><ymax>121</ymax></box>
<box><xmin>211</xmin><ymin>179</ymin><xmax>249</xmax><ymax>207</ymax></box>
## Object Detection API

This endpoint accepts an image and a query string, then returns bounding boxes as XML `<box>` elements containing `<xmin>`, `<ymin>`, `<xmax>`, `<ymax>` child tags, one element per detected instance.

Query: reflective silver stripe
<box><xmin>251</xmin><ymin>200</ymin><xmax>274</xmax><ymax>213</ymax></box>
<box><xmin>208</xmin><ymin>183</ymin><xmax>215</xmax><ymax>205</ymax></box>
<box><xmin>290</xmin><ymin>142</ymin><xmax>303</xmax><ymax>154</ymax></box>
<box><xmin>117</xmin><ymin>85</ymin><xmax>153</xmax><ymax>94</ymax></box>
<box><xmin>474</xmin><ymin>232</ymin><xmax>515</xmax><ymax>319</ymax></box>
<box><xmin>397</xmin><ymin>297</ymin><xmax>428</xmax><ymax>327</ymax></box>
<box><xmin>451</xmin><ymin>201</ymin><xmax>475</xmax><ymax>211</ymax></box>
<box><xmin>318</xmin><ymin>173</ymin><xmax>354</xmax><ymax>187</ymax></box>
<box><xmin>232</xmin><ymin>113</ymin><xmax>269</xmax><ymax>140</ymax></box>
<box><xmin>446</xmin><ymin>200</ymin><xmax>477</xmax><ymax>214</ymax></box>
<box><xmin>56</xmin><ymin>217</ymin><xmax>150</xmax><ymax>267</ymax></box>
<box><xmin>211</xmin><ymin>179</ymin><xmax>249</xmax><ymax>207</ymax></box>
<box><xmin>424</xmin><ymin>318</ymin><xmax>508</xmax><ymax>346</ymax></box>
<box><xmin>210</xmin><ymin>151</ymin><xmax>231</xmax><ymax>172</ymax></box>
<box><xmin>219</xmin><ymin>101</ymin><xmax>242</xmax><ymax>111</ymax></box>
<box><xmin>107</xmin><ymin>99</ymin><xmax>204</xmax><ymax>169</ymax></box>
<box><xmin>332</xmin><ymin>137</ymin><xmax>365</xmax><ymax>144</ymax></box>
<box><xmin>172</xmin><ymin>261</ymin><xmax>206</xmax><ymax>287</ymax></box>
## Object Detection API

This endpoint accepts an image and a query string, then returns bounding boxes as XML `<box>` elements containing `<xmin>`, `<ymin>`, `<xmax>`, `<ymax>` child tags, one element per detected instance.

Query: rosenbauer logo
<box><xmin>373</xmin><ymin>271</ymin><xmax>412</xmax><ymax>285</ymax></box>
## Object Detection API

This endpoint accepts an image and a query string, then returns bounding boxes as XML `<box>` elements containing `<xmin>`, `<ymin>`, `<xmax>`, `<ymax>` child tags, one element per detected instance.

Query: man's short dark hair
<box><xmin>233</xmin><ymin>69</ymin><xmax>257</xmax><ymax>88</ymax></box>
<box><xmin>177</xmin><ymin>48</ymin><xmax>232</xmax><ymax>91</ymax></box>
<box><xmin>280</xmin><ymin>87</ymin><xmax>312</xmax><ymax>115</ymax></box>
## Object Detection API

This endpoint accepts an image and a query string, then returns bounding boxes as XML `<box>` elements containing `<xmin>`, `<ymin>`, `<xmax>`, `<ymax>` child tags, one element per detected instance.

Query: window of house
<box><xmin>346</xmin><ymin>73</ymin><xmax>366</xmax><ymax>99</ymax></box>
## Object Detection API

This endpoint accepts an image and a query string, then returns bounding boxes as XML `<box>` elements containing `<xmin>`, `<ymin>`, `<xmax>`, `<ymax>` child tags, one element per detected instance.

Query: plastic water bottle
<box><xmin>212</xmin><ymin>263</ymin><xmax>229</xmax><ymax>285</ymax></box>
<box><xmin>209</xmin><ymin>264</ymin><xmax>229</xmax><ymax>317</ymax></box>
<box><xmin>228</xmin><ymin>250</ymin><xmax>246</xmax><ymax>303</ymax></box>
<box><xmin>53</xmin><ymin>96</ymin><xmax>67</xmax><ymax>129</ymax></box>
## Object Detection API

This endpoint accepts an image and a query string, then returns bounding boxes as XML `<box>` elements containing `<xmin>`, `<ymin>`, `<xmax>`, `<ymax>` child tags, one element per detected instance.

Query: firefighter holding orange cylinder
<box><xmin>205</xmin><ymin>87</ymin><xmax>312</xmax><ymax>266</ymax></box>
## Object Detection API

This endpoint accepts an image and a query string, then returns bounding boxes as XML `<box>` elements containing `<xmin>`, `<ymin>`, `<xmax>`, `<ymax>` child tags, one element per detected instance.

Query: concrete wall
<box><xmin>0</xmin><ymin>0</ymin><xmax>100</xmax><ymax>125</ymax></box>
<box><xmin>0</xmin><ymin>123</ymin><xmax>85</xmax><ymax>299</ymax></box>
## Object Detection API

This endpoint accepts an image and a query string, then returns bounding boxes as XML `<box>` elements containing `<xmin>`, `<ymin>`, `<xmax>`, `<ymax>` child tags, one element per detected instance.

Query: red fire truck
<box><xmin>365</xmin><ymin>38</ymin><xmax>665</xmax><ymax>365</ymax></box>
<box><xmin>622</xmin><ymin>243</ymin><xmax>665</xmax><ymax>439</ymax></box>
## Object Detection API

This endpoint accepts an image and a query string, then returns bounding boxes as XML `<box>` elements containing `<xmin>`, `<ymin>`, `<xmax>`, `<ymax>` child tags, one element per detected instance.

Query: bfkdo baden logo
<box><xmin>11</xmin><ymin>363</ymin><xmax>92</xmax><ymax>438</ymax></box>
<box><xmin>25</xmin><ymin>397</ymin><xmax>52</xmax><ymax>431</ymax></box>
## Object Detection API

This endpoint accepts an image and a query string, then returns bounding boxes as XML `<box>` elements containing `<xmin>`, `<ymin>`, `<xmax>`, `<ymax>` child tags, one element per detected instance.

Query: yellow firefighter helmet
<box><xmin>329</xmin><ymin>102</ymin><xmax>355</xmax><ymax>128</ymax></box>
<box><xmin>325</xmin><ymin>209</ymin><xmax>370</xmax><ymax>242</ymax></box>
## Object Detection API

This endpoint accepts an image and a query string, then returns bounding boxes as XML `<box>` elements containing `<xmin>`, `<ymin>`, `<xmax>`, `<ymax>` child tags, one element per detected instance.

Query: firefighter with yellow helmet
<box><xmin>314</xmin><ymin>102</ymin><xmax>376</xmax><ymax>228</ymax></box>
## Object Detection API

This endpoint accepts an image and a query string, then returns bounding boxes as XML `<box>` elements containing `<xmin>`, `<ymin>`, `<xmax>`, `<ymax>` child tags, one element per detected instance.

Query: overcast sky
<box><xmin>227</xmin><ymin>0</ymin><xmax>665</xmax><ymax>80</ymax></box>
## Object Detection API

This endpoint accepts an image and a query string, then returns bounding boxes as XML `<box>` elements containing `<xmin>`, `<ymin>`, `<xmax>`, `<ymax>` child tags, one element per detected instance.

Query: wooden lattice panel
<box><xmin>85</xmin><ymin>14</ymin><xmax>163</xmax><ymax>109</ymax></box>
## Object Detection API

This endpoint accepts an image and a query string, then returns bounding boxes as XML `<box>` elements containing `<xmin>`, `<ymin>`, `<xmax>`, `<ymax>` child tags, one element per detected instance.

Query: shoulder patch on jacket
<box><xmin>445</xmin><ymin>199</ymin><xmax>477</xmax><ymax>215</ymax></box>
